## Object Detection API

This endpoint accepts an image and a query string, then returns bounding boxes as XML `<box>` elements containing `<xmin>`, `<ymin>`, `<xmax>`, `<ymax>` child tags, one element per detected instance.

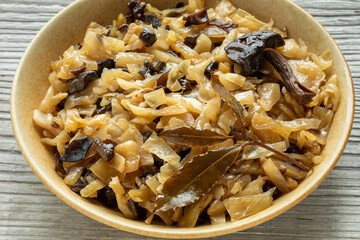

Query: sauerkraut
<box><xmin>33</xmin><ymin>0</ymin><xmax>339</xmax><ymax>227</ymax></box>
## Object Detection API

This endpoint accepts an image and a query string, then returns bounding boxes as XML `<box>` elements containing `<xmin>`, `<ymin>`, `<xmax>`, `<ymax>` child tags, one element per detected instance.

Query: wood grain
<box><xmin>1</xmin><ymin>0</ymin><xmax>360</xmax><ymax>239</ymax></box>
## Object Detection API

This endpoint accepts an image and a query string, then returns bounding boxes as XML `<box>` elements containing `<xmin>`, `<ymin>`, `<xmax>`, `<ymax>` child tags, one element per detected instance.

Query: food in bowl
<box><xmin>32</xmin><ymin>0</ymin><xmax>339</xmax><ymax>227</ymax></box>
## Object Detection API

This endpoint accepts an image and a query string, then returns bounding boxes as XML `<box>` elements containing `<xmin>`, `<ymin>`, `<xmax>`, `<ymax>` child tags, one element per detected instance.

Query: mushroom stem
<box><xmin>263</xmin><ymin>48</ymin><xmax>316</xmax><ymax>105</ymax></box>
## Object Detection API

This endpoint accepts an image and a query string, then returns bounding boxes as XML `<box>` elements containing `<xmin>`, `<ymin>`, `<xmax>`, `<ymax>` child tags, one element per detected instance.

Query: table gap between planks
<box><xmin>0</xmin><ymin>0</ymin><xmax>359</xmax><ymax>239</ymax></box>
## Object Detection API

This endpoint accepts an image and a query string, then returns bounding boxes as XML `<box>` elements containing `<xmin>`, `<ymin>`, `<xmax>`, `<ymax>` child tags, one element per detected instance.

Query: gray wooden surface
<box><xmin>1</xmin><ymin>0</ymin><xmax>359</xmax><ymax>239</ymax></box>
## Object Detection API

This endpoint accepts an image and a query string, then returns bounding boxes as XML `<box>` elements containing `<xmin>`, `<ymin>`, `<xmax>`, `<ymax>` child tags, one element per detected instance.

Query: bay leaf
<box><xmin>154</xmin><ymin>144</ymin><xmax>243</xmax><ymax>212</ymax></box>
<box><xmin>211</xmin><ymin>75</ymin><xmax>247</xmax><ymax>137</ymax></box>
<box><xmin>160</xmin><ymin>126</ymin><xmax>232</xmax><ymax>147</ymax></box>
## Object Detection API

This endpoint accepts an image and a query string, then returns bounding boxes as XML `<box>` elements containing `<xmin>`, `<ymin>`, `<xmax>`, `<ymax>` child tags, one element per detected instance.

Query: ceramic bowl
<box><xmin>11</xmin><ymin>0</ymin><xmax>354</xmax><ymax>238</ymax></box>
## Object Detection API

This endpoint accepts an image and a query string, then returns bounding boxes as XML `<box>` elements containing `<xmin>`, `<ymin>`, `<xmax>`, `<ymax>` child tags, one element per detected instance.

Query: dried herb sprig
<box><xmin>211</xmin><ymin>76</ymin><xmax>247</xmax><ymax>138</ymax></box>
<box><xmin>212</xmin><ymin>75</ymin><xmax>310</xmax><ymax>171</ymax></box>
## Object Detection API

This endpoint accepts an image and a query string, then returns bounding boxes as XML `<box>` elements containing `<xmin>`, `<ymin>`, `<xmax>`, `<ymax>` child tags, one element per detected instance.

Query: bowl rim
<box><xmin>10</xmin><ymin>0</ymin><xmax>355</xmax><ymax>238</ymax></box>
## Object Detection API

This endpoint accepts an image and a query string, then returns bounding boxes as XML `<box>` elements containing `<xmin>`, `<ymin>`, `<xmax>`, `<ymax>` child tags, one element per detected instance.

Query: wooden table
<box><xmin>1</xmin><ymin>0</ymin><xmax>359</xmax><ymax>239</ymax></box>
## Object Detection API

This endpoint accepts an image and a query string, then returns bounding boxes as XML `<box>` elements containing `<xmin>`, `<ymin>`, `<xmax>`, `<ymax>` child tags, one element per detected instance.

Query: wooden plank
<box><xmin>0</xmin><ymin>0</ymin><xmax>360</xmax><ymax>239</ymax></box>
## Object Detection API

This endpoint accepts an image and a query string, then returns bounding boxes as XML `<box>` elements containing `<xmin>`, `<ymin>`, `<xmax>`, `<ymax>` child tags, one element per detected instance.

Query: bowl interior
<box><xmin>11</xmin><ymin>0</ymin><xmax>354</xmax><ymax>238</ymax></box>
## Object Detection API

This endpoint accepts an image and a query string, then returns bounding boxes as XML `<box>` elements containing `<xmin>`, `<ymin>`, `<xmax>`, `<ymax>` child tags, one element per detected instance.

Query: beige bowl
<box><xmin>11</xmin><ymin>0</ymin><xmax>354</xmax><ymax>238</ymax></box>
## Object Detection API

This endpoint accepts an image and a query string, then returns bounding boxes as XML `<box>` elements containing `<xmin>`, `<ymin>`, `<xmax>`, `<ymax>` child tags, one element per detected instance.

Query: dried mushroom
<box><xmin>178</xmin><ymin>78</ymin><xmax>197</xmax><ymax>91</ymax></box>
<box><xmin>118</xmin><ymin>24</ymin><xmax>129</xmax><ymax>33</ymax></box>
<box><xmin>139</xmin><ymin>27</ymin><xmax>157</xmax><ymax>47</ymax></box>
<box><xmin>68</xmin><ymin>71</ymin><xmax>98</xmax><ymax>94</ymax></box>
<box><xmin>156</xmin><ymin>70</ymin><xmax>169</xmax><ymax>87</ymax></box>
<box><xmin>92</xmin><ymin>138</ymin><xmax>115</xmax><ymax>162</ymax></box>
<box><xmin>263</xmin><ymin>48</ymin><xmax>316</xmax><ymax>105</ymax></box>
<box><xmin>184</xmin><ymin>8</ymin><xmax>209</xmax><ymax>27</ymax></box>
<box><xmin>69</xmin><ymin>63</ymin><xmax>86</xmax><ymax>75</ymax></box>
<box><xmin>144</xmin><ymin>12</ymin><xmax>162</xmax><ymax>28</ymax></box>
<box><xmin>184</xmin><ymin>34</ymin><xmax>199</xmax><ymax>49</ymax></box>
<box><xmin>224</xmin><ymin>31</ymin><xmax>285</xmax><ymax>76</ymax></box>
<box><xmin>60</xmin><ymin>136</ymin><xmax>94</xmax><ymax>162</ymax></box>
<box><xmin>94</xmin><ymin>101</ymin><xmax>112</xmax><ymax>115</ymax></box>
<box><xmin>128</xmin><ymin>199</ymin><xmax>147</xmax><ymax>219</ymax></box>
<box><xmin>204</xmin><ymin>60</ymin><xmax>219</xmax><ymax>79</ymax></box>
<box><xmin>98</xmin><ymin>186</ymin><xmax>117</xmax><ymax>208</ymax></box>
<box><xmin>139</xmin><ymin>60</ymin><xmax>166</xmax><ymax>78</ymax></box>
<box><xmin>97</xmin><ymin>58</ymin><xmax>115</xmax><ymax>71</ymax></box>
<box><xmin>153</xmin><ymin>61</ymin><xmax>166</xmax><ymax>73</ymax></box>
<box><xmin>208</xmin><ymin>19</ymin><xmax>238</xmax><ymax>33</ymax></box>
<box><xmin>54</xmin><ymin>152</ymin><xmax>66</xmax><ymax>177</ymax></box>
<box><xmin>127</xmin><ymin>0</ymin><xmax>146</xmax><ymax>22</ymax></box>
<box><xmin>70</xmin><ymin>177</ymin><xmax>87</xmax><ymax>193</ymax></box>
<box><xmin>138</xmin><ymin>60</ymin><xmax>153</xmax><ymax>77</ymax></box>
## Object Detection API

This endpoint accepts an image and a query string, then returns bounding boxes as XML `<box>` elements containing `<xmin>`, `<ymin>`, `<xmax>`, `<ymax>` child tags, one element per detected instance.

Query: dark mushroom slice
<box><xmin>54</xmin><ymin>152</ymin><xmax>66</xmax><ymax>177</ymax></box>
<box><xmin>98</xmin><ymin>58</ymin><xmax>115</xmax><ymax>71</ymax></box>
<box><xmin>69</xmin><ymin>63</ymin><xmax>86</xmax><ymax>75</ymax></box>
<box><xmin>95</xmin><ymin>101</ymin><xmax>112</xmax><ymax>115</ymax></box>
<box><xmin>224</xmin><ymin>31</ymin><xmax>285</xmax><ymax>76</ymax></box>
<box><xmin>98</xmin><ymin>186</ymin><xmax>117</xmax><ymax>208</ymax></box>
<box><xmin>60</xmin><ymin>136</ymin><xmax>94</xmax><ymax>162</ymax></box>
<box><xmin>263</xmin><ymin>48</ymin><xmax>315</xmax><ymax>105</ymax></box>
<box><xmin>156</xmin><ymin>70</ymin><xmax>169</xmax><ymax>87</ymax></box>
<box><xmin>184</xmin><ymin>8</ymin><xmax>209</xmax><ymax>27</ymax></box>
<box><xmin>127</xmin><ymin>0</ymin><xmax>146</xmax><ymax>21</ymax></box>
<box><xmin>128</xmin><ymin>199</ymin><xmax>147</xmax><ymax>219</ymax></box>
<box><xmin>55</xmin><ymin>97</ymin><xmax>67</xmax><ymax>111</ymax></box>
<box><xmin>178</xmin><ymin>78</ymin><xmax>197</xmax><ymax>91</ymax></box>
<box><xmin>204</xmin><ymin>60</ymin><xmax>219</xmax><ymax>79</ymax></box>
<box><xmin>155</xmin><ymin>85</ymin><xmax>171</xmax><ymax>93</ymax></box>
<box><xmin>138</xmin><ymin>60</ymin><xmax>153</xmax><ymax>78</ymax></box>
<box><xmin>70</xmin><ymin>176</ymin><xmax>87</xmax><ymax>193</ymax></box>
<box><xmin>208</xmin><ymin>18</ymin><xmax>238</xmax><ymax>33</ymax></box>
<box><xmin>118</xmin><ymin>24</ymin><xmax>129</xmax><ymax>39</ymax></box>
<box><xmin>184</xmin><ymin>34</ymin><xmax>200</xmax><ymax>49</ymax></box>
<box><xmin>144</xmin><ymin>12</ymin><xmax>162</xmax><ymax>29</ymax></box>
<box><xmin>92</xmin><ymin>138</ymin><xmax>115</xmax><ymax>162</ymax></box>
<box><xmin>125</xmin><ymin>14</ymin><xmax>135</xmax><ymax>24</ymax></box>
<box><xmin>95</xmin><ymin>98</ymin><xmax>102</xmax><ymax>108</ymax></box>
<box><xmin>68</xmin><ymin>71</ymin><xmax>99</xmax><ymax>94</ymax></box>
<box><xmin>139</xmin><ymin>27</ymin><xmax>157</xmax><ymax>47</ymax></box>
<box><xmin>118</xmin><ymin>24</ymin><xmax>129</xmax><ymax>33</ymax></box>
<box><xmin>152</xmin><ymin>60</ymin><xmax>166</xmax><ymax>73</ymax></box>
